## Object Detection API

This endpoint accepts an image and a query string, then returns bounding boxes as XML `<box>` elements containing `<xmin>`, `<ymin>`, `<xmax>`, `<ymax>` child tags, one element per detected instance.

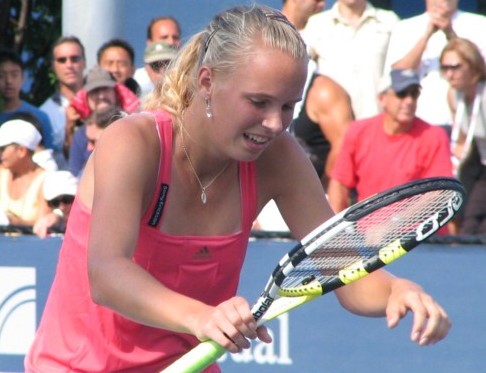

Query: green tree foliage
<box><xmin>0</xmin><ymin>0</ymin><xmax>62</xmax><ymax>106</ymax></box>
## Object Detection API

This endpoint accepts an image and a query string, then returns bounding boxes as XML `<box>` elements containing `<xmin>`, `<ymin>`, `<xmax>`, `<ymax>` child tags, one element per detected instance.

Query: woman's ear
<box><xmin>197</xmin><ymin>65</ymin><xmax>213</xmax><ymax>97</ymax></box>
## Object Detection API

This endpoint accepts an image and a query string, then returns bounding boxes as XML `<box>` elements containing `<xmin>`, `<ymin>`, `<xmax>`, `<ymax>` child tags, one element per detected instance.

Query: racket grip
<box><xmin>160</xmin><ymin>340</ymin><xmax>225</xmax><ymax>373</ymax></box>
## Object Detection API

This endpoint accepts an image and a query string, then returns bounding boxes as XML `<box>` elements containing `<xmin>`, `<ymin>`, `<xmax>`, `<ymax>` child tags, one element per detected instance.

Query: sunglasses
<box><xmin>148</xmin><ymin>60</ymin><xmax>171</xmax><ymax>73</ymax></box>
<box><xmin>440</xmin><ymin>63</ymin><xmax>462</xmax><ymax>72</ymax></box>
<box><xmin>48</xmin><ymin>195</ymin><xmax>75</xmax><ymax>208</ymax></box>
<box><xmin>395</xmin><ymin>87</ymin><xmax>421</xmax><ymax>100</ymax></box>
<box><xmin>55</xmin><ymin>55</ymin><xmax>83</xmax><ymax>64</ymax></box>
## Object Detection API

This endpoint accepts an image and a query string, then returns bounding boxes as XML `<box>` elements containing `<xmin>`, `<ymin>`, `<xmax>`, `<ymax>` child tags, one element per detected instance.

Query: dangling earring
<box><xmin>205</xmin><ymin>97</ymin><xmax>213</xmax><ymax>118</ymax></box>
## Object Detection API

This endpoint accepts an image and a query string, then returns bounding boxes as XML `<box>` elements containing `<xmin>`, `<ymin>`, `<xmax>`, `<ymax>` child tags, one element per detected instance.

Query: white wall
<box><xmin>62</xmin><ymin>0</ymin><xmax>124</xmax><ymax>69</ymax></box>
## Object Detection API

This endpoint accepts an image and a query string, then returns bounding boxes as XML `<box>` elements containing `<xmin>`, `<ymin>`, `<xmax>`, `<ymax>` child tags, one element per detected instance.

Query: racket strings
<box><xmin>279</xmin><ymin>189</ymin><xmax>456</xmax><ymax>290</ymax></box>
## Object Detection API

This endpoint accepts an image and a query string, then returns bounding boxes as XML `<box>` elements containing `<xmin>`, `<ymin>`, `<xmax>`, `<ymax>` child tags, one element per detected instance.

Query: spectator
<box><xmin>33</xmin><ymin>170</ymin><xmax>78</xmax><ymax>238</ymax></box>
<box><xmin>385</xmin><ymin>0</ymin><xmax>486</xmax><ymax>128</ymax></box>
<box><xmin>0</xmin><ymin>119</ymin><xmax>49</xmax><ymax>226</ymax></box>
<box><xmin>327</xmin><ymin>69</ymin><xmax>453</xmax><ymax>214</ymax></box>
<box><xmin>85</xmin><ymin>107</ymin><xmax>122</xmax><ymax>151</ymax></box>
<box><xmin>0</xmin><ymin>49</ymin><xmax>56</xmax><ymax>150</ymax></box>
<box><xmin>440</xmin><ymin>37</ymin><xmax>486</xmax><ymax>234</ymax></box>
<box><xmin>302</xmin><ymin>0</ymin><xmax>399</xmax><ymax>119</ymax></box>
<box><xmin>6</xmin><ymin>111</ymin><xmax>58</xmax><ymax>171</ymax></box>
<box><xmin>292</xmin><ymin>73</ymin><xmax>354</xmax><ymax>189</ymax></box>
<box><xmin>141</xmin><ymin>41</ymin><xmax>177</xmax><ymax>102</ymax></box>
<box><xmin>40</xmin><ymin>36</ymin><xmax>87</xmax><ymax>169</ymax></box>
<box><xmin>281</xmin><ymin>0</ymin><xmax>325</xmax><ymax>31</ymax></box>
<box><xmin>97</xmin><ymin>38</ymin><xmax>141</xmax><ymax>96</ymax></box>
<box><xmin>134</xmin><ymin>16</ymin><xmax>182</xmax><ymax>97</ymax></box>
<box><xmin>71</xmin><ymin>106</ymin><xmax>121</xmax><ymax>176</ymax></box>
<box><xmin>68</xmin><ymin>66</ymin><xmax>137</xmax><ymax>177</ymax></box>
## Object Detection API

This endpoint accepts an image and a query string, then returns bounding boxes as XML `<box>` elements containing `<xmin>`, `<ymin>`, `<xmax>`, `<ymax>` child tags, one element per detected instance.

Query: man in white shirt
<box><xmin>302</xmin><ymin>0</ymin><xmax>399</xmax><ymax>119</ymax></box>
<box><xmin>385</xmin><ymin>0</ymin><xmax>486</xmax><ymax>127</ymax></box>
<box><xmin>41</xmin><ymin>36</ymin><xmax>86</xmax><ymax>169</ymax></box>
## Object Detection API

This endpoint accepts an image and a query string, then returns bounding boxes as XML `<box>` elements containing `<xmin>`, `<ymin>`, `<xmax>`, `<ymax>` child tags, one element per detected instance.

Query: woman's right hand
<box><xmin>190</xmin><ymin>296</ymin><xmax>272</xmax><ymax>353</ymax></box>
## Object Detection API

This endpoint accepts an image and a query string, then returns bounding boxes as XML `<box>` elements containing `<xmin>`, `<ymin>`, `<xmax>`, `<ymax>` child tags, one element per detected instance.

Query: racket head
<box><xmin>253</xmin><ymin>177</ymin><xmax>465</xmax><ymax>322</ymax></box>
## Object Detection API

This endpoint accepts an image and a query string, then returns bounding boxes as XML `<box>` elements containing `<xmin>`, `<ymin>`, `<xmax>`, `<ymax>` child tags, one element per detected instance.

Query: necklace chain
<box><xmin>181</xmin><ymin>135</ymin><xmax>230</xmax><ymax>204</ymax></box>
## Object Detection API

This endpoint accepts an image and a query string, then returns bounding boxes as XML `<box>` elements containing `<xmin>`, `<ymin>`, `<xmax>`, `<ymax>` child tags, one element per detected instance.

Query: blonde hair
<box><xmin>144</xmin><ymin>5</ymin><xmax>308</xmax><ymax>120</ymax></box>
<box><xmin>440</xmin><ymin>37</ymin><xmax>486</xmax><ymax>84</ymax></box>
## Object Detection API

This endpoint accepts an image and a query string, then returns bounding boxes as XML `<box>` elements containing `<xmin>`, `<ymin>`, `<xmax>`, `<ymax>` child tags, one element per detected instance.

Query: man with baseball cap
<box><xmin>328</xmin><ymin>69</ymin><xmax>454</xmax><ymax>222</ymax></box>
<box><xmin>134</xmin><ymin>16</ymin><xmax>182</xmax><ymax>98</ymax></box>
<box><xmin>143</xmin><ymin>40</ymin><xmax>177</xmax><ymax>95</ymax></box>
<box><xmin>0</xmin><ymin>119</ymin><xmax>50</xmax><ymax>226</ymax></box>
<box><xmin>66</xmin><ymin>65</ymin><xmax>140</xmax><ymax>177</ymax></box>
<box><xmin>378</xmin><ymin>68</ymin><xmax>422</xmax><ymax>95</ymax></box>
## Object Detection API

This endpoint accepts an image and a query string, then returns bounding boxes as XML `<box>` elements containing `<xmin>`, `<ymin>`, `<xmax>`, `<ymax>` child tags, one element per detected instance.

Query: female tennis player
<box><xmin>25</xmin><ymin>5</ymin><xmax>450</xmax><ymax>373</ymax></box>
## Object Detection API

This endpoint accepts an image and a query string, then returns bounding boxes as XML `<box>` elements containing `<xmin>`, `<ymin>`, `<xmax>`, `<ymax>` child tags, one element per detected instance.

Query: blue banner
<box><xmin>1</xmin><ymin>236</ymin><xmax>485</xmax><ymax>372</ymax></box>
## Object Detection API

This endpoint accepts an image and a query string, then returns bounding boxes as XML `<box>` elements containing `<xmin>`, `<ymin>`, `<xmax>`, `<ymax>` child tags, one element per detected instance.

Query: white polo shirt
<box><xmin>303</xmin><ymin>2</ymin><xmax>399</xmax><ymax>119</ymax></box>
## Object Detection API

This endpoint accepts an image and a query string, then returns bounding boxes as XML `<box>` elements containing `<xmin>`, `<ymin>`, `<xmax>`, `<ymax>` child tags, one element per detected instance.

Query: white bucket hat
<box><xmin>0</xmin><ymin>119</ymin><xmax>42</xmax><ymax>151</ymax></box>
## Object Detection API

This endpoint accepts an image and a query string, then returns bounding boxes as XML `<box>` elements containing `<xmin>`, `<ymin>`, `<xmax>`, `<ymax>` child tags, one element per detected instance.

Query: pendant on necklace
<box><xmin>201</xmin><ymin>189</ymin><xmax>208</xmax><ymax>204</ymax></box>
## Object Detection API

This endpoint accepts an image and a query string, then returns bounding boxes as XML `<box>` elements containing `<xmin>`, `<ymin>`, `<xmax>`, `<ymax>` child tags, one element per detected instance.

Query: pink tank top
<box><xmin>25</xmin><ymin>111</ymin><xmax>257</xmax><ymax>373</ymax></box>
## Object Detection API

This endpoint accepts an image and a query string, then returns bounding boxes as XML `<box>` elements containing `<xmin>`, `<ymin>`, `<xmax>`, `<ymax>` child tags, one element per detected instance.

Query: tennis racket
<box><xmin>161</xmin><ymin>177</ymin><xmax>465</xmax><ymax>373</ymax></box>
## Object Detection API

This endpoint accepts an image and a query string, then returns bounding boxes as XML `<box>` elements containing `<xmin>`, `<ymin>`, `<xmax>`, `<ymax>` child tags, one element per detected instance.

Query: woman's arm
<box><xmin>335</xmin><ymin>270</ymin><xmax>450</xmax><ymax>346</ymax></box>
<box><xmin>261</xmin><ymin>133</ymin><xmax>451</xmax><ymax>346</ymax></box>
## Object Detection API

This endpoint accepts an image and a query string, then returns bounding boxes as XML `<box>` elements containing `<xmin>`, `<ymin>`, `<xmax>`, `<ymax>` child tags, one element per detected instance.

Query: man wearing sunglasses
<box><xmin>141</xmin><ymin>40</ymin><xmax>177</xmax><ymax>101</ymax></box>
<box><xmin>134</xmin><ymin>16</ymin><xmax>182</xmax><ymax>99</ymax></box>
<box><xmin>40</xmin><ymin>36</ymin><xmax>86</xmax><ymax>170</ymax></box>
<box><xmin>327</xmin><ymin>69</ymin><xmax>453</xmax><ymax>215</ymax></box>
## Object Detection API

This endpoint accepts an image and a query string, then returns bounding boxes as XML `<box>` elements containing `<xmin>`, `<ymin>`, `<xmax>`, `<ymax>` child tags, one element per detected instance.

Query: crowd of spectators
<box><xmin>0</xmin><ymin>14</ymin><xmax>179</xmax><ymax>237</ymax></box>
<box><xmin>1</xmin><ymin>0</ymin><xmax>486</xmax><ymax>236</ymax></box>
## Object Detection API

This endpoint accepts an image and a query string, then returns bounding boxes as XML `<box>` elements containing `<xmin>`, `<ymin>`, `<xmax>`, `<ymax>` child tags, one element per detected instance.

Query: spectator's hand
<box><xmin>428</xmin><ymin>2</ymin><xmax>456</xmax><ymax>38</ymax></box>
<box><xmin>190</xmin><ymin>296</ymin><xmax>272</xmax><ymax>353</ymax></box>
<box><xmin>33</xmin><ymin>212</ymin><xmax>62</xmax><ymax>239</ymax></box>
<box><xmin>6</xmin><ymin>211</ymin><xmax>20</xmax><ymax>226</ymax></box>
<box><xmin>65</xmin><ymin>105</ymin><xmax>80</xmax><ymax>134</ymax></box>
<box><xmin>386</xmin><ymin>278</ymin><xmax>451</xmax><ymax>346</ymax></box>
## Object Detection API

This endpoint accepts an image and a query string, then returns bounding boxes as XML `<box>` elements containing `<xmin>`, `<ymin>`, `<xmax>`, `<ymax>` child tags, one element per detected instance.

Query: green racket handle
<box><xmin>160</xmin><ymin>340</ymin><xmax>225</xmax><ymax>373</ymax></box>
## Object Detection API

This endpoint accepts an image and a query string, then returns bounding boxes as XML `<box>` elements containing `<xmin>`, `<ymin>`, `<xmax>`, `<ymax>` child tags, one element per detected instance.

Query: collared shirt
<box><xmin>134</xmin><ymin>66</ymin><xmax>154</xmax><ymax>100</ymax></box>
<box><xmin>303</xmin><ymin>2</ymin><xmax>399</xmax><ymax>119</ymax></box>
<box><xmin>385</xmin><ymin>10</ymin><xmax>486</xmax><ymax>126</ymax></box>
<box><xmin>41</xmin><ymin>92</ymin><xmax>70</xmax><ymax>152</ymax></box>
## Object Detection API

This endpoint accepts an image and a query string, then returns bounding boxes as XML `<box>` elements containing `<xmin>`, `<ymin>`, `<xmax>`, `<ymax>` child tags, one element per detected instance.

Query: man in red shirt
<box><xmin>328</xmin><ymin>68</ymin><xmax>453</xmax><ymax>213</ymax></box>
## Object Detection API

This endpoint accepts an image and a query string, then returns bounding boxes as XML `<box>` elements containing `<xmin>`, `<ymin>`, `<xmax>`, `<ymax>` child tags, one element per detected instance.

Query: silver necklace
<box><xmin>181</xmin><ymin>136</ymin><xmax>230</xmax><ymax>204</ymax></box>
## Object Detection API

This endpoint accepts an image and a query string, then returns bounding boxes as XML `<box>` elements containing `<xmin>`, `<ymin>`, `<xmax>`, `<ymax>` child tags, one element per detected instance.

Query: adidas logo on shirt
<box><xmin>193</xmin><ymin>246</ymin><xmax>211</xmax><ymax>260</ymax></box>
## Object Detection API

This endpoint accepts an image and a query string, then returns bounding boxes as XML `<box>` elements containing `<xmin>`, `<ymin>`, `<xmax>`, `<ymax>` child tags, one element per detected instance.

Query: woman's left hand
<box><xmin>386</xmin><ymin>278</ymin><xmax>451</xmax><ymax>346</ymax></box>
